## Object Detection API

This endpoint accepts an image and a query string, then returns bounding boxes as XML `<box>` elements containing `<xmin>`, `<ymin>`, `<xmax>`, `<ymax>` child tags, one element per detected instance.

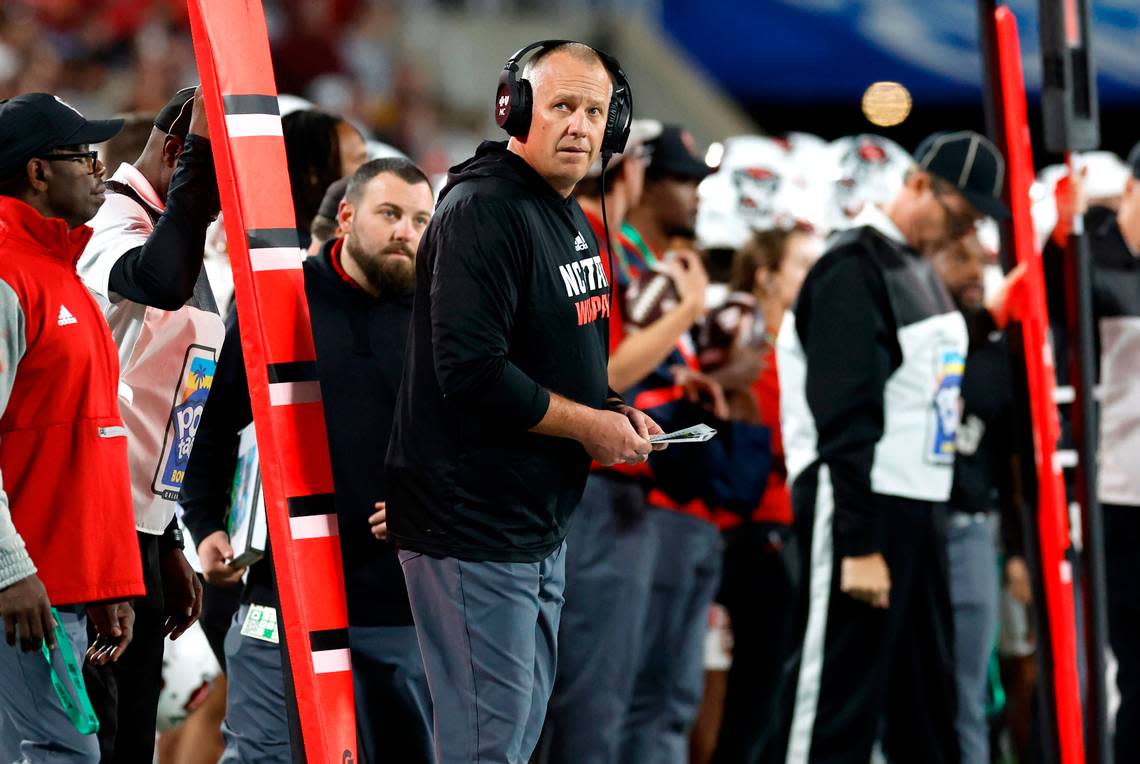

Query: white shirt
<box><xmin>80</xmin><ymin>164</ymin><xmax>226</xmax><ymax>534</ymax></box>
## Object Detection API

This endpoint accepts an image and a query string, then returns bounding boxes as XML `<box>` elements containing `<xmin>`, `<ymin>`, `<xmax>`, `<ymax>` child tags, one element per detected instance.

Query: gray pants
<box><xmin>0</xmin><ymin>609</ymin><xmax>99</xmax><ymax>763</ymax></box>
<box><xmin>541</xmin><ymin>473</ymin><xmax>657</xmax><ymax>764</ymax></box>
<box><xmin>399</xmin><ymin>543</ymin><xmax>566</xmax><ymax>764</ymax></box>
<box><xmin>219</xmin><ymin>606</ymin><xmax>435</xmax><ymax>764</ymax></box>
<box><xmin>219</xmin><ymin>605</ymin><xmax>291</xmax><ymax>764</ymax></box>
<box><xmin>621</xmin><ymin>509</ymin><xmax>723</xmax><ymax>764</ymax></box>
<box><xmin>947</xmin><ymin>512</ymin><xmax>999</xmax><ymax>764</ymax></box>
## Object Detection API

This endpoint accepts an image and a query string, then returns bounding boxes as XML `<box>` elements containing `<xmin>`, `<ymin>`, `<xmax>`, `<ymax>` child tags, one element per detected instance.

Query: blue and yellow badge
<box><xmin>152</xmin><ymin>344</ymin><xmax>218</xmax><ymax>499</ymax></box>
<box><xmin>929</xmin><ymin>347</ymin><xmax>965</xmax><ymax>464</ymax></box>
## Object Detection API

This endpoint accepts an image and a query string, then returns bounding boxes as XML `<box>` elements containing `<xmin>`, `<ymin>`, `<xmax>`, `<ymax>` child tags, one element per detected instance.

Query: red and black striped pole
<box><xmin>187</xmin><ymin>1</ymin><xmax>358</xmax><ymax>761</ymax></box>
<box><xmin>979</xmin><ymin>5</ymin><xmax>1085</xmax><ymax>763</ymax></box>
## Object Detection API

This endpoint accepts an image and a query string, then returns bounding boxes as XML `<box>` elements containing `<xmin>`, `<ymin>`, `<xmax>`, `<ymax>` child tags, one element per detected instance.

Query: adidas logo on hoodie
<box><xmin>57</xmin><ymin>305</ymin><xmax>77</xmax><ymax>326</ymax></box>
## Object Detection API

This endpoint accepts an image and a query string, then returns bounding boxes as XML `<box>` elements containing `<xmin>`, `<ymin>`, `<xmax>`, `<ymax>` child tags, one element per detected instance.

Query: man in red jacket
<box><xmin>0</xmin><ymin>93</ymin><xmax>144</xmax><ymax>762</ymax></box>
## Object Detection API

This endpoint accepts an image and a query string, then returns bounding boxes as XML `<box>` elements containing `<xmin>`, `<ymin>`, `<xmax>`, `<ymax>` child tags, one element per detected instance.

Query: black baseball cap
<box><xmin>317</xmin><ymin>177</ymin><xmax>350</xmax><ymax>220</ymax></box>
<box><xmin>645</xmin><ymin>125</ymin><xmax>715</xmax><ymax>181</ymax></box>
<box><xmin>1127</xmin><ymin>141</ymin><xmax>1140</xmax><ymax>180</ymax></box>
<box><xmin>154</xmin><ymin>87</ymin><xmax>196</xmax><ymax>138</ymax></box>
<box><xmin>0</xmin><ymin>93</ymin><xmax>123</xmax><ymax>177</ymax></box>
<box><xmin>914</xmin><ymin>130</ymin><xmax>1010</xmax><ymax>219</ymax></box>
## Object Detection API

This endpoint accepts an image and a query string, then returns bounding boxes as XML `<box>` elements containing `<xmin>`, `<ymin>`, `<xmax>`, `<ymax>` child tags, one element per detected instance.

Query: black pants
<box><xmin>767</xmin><ymin>472</ymin><xmax>959</xmax><ymax>764</ymax></box>
<box><xmin>84</xmin><ymin>531</ymin><xmax>166</xmax><ymax>763</ymax></box>
<box><xmin>713</xmin><ymin>522</ymin><xmax>801</xmax><ymax>763</ymax></box>
<box><xmin>1104</xmin><ymin>503</ymin><xmax>1140</xmax><ymax>764</ymax></box>
<box><xmin>199</xmin><ymin>577</ymin><xmax>242</xmax><ymax>672</ymax></box>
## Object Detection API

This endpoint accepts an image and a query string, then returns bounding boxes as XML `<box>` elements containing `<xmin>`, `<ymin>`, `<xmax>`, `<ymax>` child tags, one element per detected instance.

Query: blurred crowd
<box><xmin>0</xmin><ymin>0</ymin><xmax>480</xmax><ymax>178</ymax></box>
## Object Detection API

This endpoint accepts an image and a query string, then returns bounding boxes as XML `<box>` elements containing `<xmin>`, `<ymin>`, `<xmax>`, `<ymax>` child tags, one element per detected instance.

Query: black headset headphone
<box><xmin>495</xmin><ymin>39</ymin><xmax>633</xmax><ymax>160</ymax></box>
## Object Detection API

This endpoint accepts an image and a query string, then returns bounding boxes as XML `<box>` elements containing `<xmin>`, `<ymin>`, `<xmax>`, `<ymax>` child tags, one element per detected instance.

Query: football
<box><xmin>624</xmin><ymin>266</ymin><xmax>681</xmax><ymax>329</ymax></box>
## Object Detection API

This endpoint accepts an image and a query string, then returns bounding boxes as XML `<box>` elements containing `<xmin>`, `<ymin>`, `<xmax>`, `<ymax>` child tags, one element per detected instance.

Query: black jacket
<box><xmin>386</xmin><ymin>141</ymin><xmax>611</xmax><ymax>562</ymax></box>
<box><xmin>949</xmin><ymin>317</ymin><xmax>1027</xmax><ymax>556</ymax></box>
<box><xmin>180</xmin><ymin>239</ymin><xmax>415</xmax><ymax>626</ymax></box>
<box><xmin>779</xmin><ymin>219</ymin><xmax>968</xmax><ymax>557</ymax></box>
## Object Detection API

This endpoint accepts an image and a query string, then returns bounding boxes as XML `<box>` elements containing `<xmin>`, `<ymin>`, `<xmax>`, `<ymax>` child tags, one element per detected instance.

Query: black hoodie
<box><xmin>386</xmin><ymin>141</ymin><xmax>612</xmax><ymax>562</ymax></box>
<box><xmin>180</xmin><ymin>238</ymin><xmax>415</xmax><ymax>627</ymax></box>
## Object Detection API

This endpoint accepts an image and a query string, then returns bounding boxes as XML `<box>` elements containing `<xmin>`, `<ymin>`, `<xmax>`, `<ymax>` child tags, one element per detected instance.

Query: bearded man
<box><xmin>180</xmin><ymin>157</ymin><xmax>437</xmax><ymax>763</ymax></box>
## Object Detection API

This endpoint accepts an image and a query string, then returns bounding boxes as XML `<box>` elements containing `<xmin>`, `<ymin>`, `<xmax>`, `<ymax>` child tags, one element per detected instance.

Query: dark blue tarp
<box><xmin>660</xmin><ymin>0</ymin><xmax>1140</xmax><ymax>105</ymax></box>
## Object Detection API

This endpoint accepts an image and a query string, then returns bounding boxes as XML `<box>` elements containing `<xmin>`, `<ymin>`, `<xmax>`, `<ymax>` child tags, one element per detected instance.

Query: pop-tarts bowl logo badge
<box><xmin>928</xmin><ymin>345</ymin><xmax>965</xmax><ymax>464</ymax></box>
<box><xmin>152</xmin><ymin>344</ymin><xmax>218</xmax><ymax>499</ymax></box>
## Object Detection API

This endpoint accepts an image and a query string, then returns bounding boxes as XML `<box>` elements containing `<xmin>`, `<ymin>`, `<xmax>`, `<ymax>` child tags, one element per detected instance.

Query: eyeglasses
<box><xmin>37</xmin><ymin>150</ymin><xmax>102</xmax><ymax>175</ymax></box>
<box><xmin>932</xmin><ymin>185</ymin><xmax>981</xmax><ymax>239</ymax></box>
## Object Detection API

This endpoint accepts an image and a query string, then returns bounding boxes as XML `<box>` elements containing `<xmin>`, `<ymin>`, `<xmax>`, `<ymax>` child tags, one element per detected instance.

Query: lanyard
<box><xmin>40</xmin><ymin>608</ymin><xmax>99</xmax><ymax>735</ymax></box>
<box><xmin>619</xmin><ymin>223</ymin><xmax>659</xmax><ymax>269</ymax></box>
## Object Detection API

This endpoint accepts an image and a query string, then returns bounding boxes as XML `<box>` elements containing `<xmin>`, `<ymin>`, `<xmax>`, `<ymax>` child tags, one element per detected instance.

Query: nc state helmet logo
<box><xmin>834</xmin><ymin>136</ymin><xmax>903</xmax><ymax>217</ymax></box>
<box><xmin>732</xmin><ymin>166</ymin><xmax>780</xmax><ymax>219</ymax></box>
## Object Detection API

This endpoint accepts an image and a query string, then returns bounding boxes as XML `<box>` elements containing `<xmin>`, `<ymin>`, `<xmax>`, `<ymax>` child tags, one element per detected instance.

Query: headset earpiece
<box><xmin>495</xmin><ymin>62</ymin><xmax>532</xmax><ymax>138</ymax></box>
<box><xmin>495</xmin><ymin>39</ymin><xmax>633</xmax><ymax>154</ymax></box>
<box><xmin>595</xmin><ymin>51</ymin><xmax>632</xmax><ymax>156</ymax></box>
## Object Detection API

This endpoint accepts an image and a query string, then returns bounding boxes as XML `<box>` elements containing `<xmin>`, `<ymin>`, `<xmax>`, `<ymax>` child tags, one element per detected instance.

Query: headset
<box><xmin>495</xmin><ymin>39</ymin><xmax>634</xmax><ymax>162</ymax></box>
<box><xmin>495</xmin><ymin>40</ymin><xmax>634</xmax><ymax>292</ymax></box>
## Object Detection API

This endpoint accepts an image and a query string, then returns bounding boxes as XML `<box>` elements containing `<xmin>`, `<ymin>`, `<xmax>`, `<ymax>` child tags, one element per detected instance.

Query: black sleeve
<box><xmin>998</xmin><ymin>336</ymin><xmax>1034</xmax><ymax>558</ymax></box>
<box><xmin>108</xmin><ymin>135</ymin><xmax>220</xmax><ymax>310</ymax></box>
<box><xmin>179</xmin><ymin>311</ymin><xmax>253</xmax><ymax>548</ymax></box>
<box><xmin>1041</xmin><ymin>230</ymin><xmax>1073</xmax><ymax>387</ymax></box>
<box><xmin>799</xmin><ymin>254</ymin><xmax>899</xmax><ymax>557</ymax></box>
<box><xmin>429</xmin><ymin>197</ymin><xmax>551</xmax><ymax>429</ymax></box>
<box><xmin>963</xmin><ymin>306</ymin><xmax>998</xmax><ymax>348</ymax></box>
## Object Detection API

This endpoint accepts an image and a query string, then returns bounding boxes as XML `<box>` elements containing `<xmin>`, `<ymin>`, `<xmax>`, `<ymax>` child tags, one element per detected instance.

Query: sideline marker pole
<box><xmin>990</xmin><ymin>7</ymin><xmax>1086</xmax><ymax>763</ymax></box>
<box><xmin>187</xmin><ymin>1</ymin><xmax>359</xmax><ymax>760</ymax></box>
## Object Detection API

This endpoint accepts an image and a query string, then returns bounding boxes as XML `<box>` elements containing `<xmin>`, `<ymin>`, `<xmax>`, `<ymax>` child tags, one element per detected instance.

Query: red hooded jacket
<box><xmin>0</xmin><ymin>197</ymin><xmax>143</xmax><ymax>605</ymax></box>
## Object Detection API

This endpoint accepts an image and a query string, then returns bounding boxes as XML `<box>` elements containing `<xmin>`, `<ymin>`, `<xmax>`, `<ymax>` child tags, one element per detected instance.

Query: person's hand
<box><xmin>86</xmin><ymin>601</ymin><xmax>134</xmax><ymax>665</ymax></box>
<box><xmin>987</xmin><ymin>261</ymin><xmax>1028</xmax><ymax>330</ymax></box>
<box><xmin>660</xmin><ymin>250</ymin><xmax>709</xmax><ymax>314</ymax></box>
<box><xmin>709</xmin><ymin>346</ymin><xmax>767</xmax><ymax>393</ymax></box>
<box><xmin>614</xmin><ymin>405</ymin><xmax>668</xmax><ymax>453</ymax></box>
<box><xmin>840</xmin><ymin>553</ymin><xmax>891</xmax><ymax>609</ymax></box>
<box><xmin>672</xmin><ymin>366</ymin><xmax>730</xmax><ymax>419</ymax></box>
<box><xmin>1056</xmin><ymin>165</ymin><xmax>1088</xmax><ymax>223</ymax></box>
<box><xmin>1006</xmin><ymin>555</ymin><xmax>1032</xmax><ymax>606</ymax></box>
<box><xmin>0</xmin><ymin>575</ymin><xmax>55</xmax><ymax>652</ymax></box>
<box><xmin>188</xmin><ymin>86</ymin><xmax>209</xmax><ymax>139</ymax></box>
<box><xmin>160</xmin><ymin>549</ymin><xmax>203</xmax><ymax>640</ymax></box>
<box><xmin>581</xmin><ymin>409</ymin><xmax>654</xmax><ymax>466</ymax></box>
<box><xmin>197</xmin><ymin>531</ymin><xmax>243</xmax><ymax>587</ymax></box>
<box><xmin>369</xmin><ymin>502</ymin><xmax>388</xmax><ymax>541</ymax></box>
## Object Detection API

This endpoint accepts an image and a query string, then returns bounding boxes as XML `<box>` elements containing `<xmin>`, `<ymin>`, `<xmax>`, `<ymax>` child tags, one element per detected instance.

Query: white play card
<box><xmin>649</xmin><ymin>423</ymin><xmax>718</xmax><ymax>444</ymax></box>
